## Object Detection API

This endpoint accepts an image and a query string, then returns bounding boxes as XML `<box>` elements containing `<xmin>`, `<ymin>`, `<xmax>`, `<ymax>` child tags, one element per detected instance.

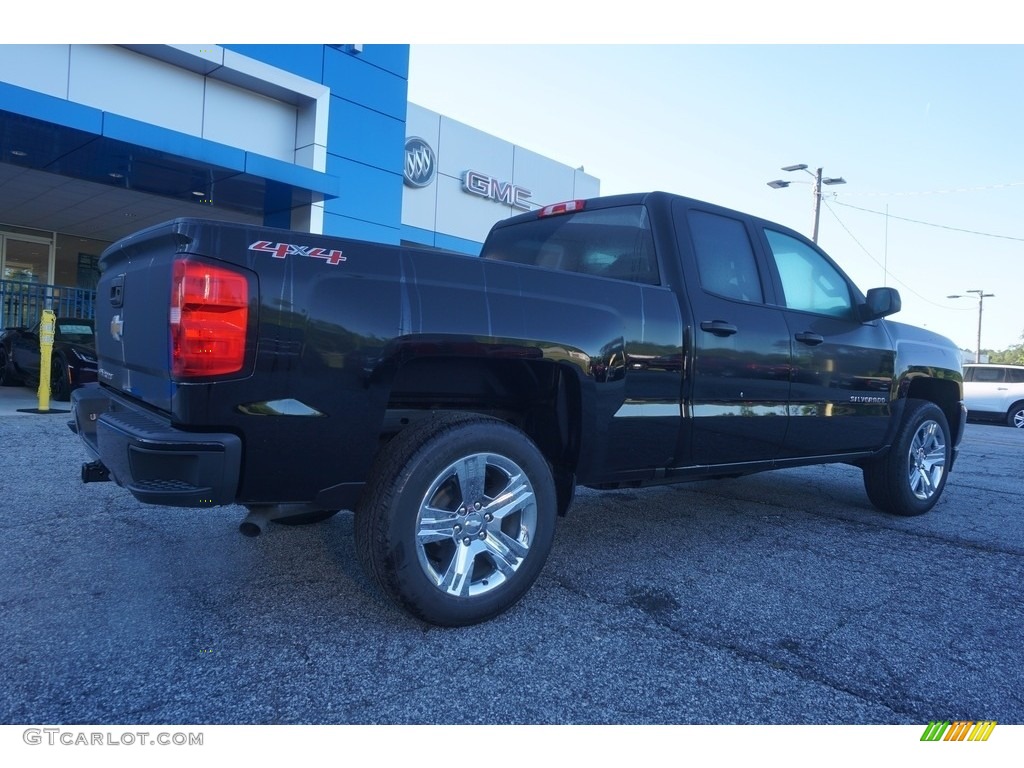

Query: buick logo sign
<box><xmin>404</xmin><ymin>137</ymin><xmax>436</xmax><ymax>188</ymax></box>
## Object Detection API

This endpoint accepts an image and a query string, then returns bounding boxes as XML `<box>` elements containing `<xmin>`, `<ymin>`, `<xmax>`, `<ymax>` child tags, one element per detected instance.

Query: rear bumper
<box><xmin>71</xmin><ymin>385</ymin><xmax>241</xmax><ymax>507</ymax></box>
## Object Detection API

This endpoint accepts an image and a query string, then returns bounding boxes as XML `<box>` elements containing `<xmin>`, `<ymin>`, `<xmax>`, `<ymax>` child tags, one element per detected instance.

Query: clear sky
<box><xmin>407</xmin><ymin>43</ymin><xmax>1024</xmax><ymax>353</ymax></box>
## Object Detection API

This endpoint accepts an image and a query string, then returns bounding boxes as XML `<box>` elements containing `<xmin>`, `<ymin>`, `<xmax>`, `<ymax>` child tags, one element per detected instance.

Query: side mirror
<box><xmin>862</xmin><ymin>287</ymin><xmax>901</xmax><ymax>321</ymax></box>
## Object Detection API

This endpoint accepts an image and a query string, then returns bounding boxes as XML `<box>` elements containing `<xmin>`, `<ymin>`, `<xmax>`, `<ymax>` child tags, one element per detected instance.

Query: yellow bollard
<box><xmin>37</xmin><ymin>309</ymin><xmax>56</xmax><ymax>413</ymax></box>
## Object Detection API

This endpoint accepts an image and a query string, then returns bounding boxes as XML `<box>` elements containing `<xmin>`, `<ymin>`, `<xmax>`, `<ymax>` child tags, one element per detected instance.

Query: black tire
<box><xmin>0</xmin><ymin>348</ymin><xmax>21</xmax><ymax>387</ymax></box>
<box><xmin>271</xmin><ymin>509</ymin><xmax>340</xmax><ymax>526</ymax></box>
<box><xmin>354</xmin><ymin>411</ymin><xmax>557</xmax><ymax>627</ymax></box>
<box><xmin>50</xmin><ymin>355</ymin><xmax>71</xmax><ymax>401</ymax></box>
<box><xmin>863</xmin><ymin>399</ymin><xmax>951</xmax><ymax>516</ymax></box>
<box><xmin>1007</xmin><ymin>401</ymin><xmax>1024</xmax><ymax>429</ymax></box>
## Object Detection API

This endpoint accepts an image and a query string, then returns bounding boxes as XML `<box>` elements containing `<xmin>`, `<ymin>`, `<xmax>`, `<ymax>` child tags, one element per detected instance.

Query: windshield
<box><xmin>57</xmin><ymin>321</ymin><xmax>95</xmax><ymax>345</ymax></box>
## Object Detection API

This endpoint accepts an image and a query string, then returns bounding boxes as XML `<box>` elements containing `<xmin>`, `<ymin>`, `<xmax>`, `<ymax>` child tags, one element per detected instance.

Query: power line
<box><xmin>821</xmin><ymin>201</ymin><xmax>976</xmax><ymax>310</ymax></box>
<box><xmin>832</xmin><ymin>200</ymin><xmax>1024</xmax><ymax>242</ymax></box>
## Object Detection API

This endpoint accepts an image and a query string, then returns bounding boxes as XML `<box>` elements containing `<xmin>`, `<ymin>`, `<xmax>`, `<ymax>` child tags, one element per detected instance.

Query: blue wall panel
<box><xmin>221</xmin><ymin>44</ymin><xmax>325</xmax><ymax>83</ymax></box>
<box><xmin>327</xmin><ymin>96</ymin><xmax>404</xmax><ymax>173</ymax></box>
<box><xmin>400</xmin><ymin>224</ymin><xmax>483</xmax><ymax>256</ymax></box>
<box><xmin>321</xmin><ymin>153</ymin><xmax>401</xmax><ymax>230</ymax></box>
<box><xmin>435</xmin><ymin>232</ymin><xmax>482</xmax><ymax>256</ymax></box>
<box><xmin>244</xmin><ymin>152</ymin><xmax>339</xmax><ymax>196</ymax></box>
<box><xmin>236</xmin><ymin>44</ymin><xmax>411</xmax><ymax>240</ymax></box>
<box><xmin>344</xmin><ymin>45</ymin><xmax>409</xmax><ymax>79</ymax></box>
<box><xmin>103</xmin><ymin>113</ymin><xmax>247</xmax><ymax>171</ymax></box>
<box><xmin>0</xmin><ymin>81</ymin><xmax>101</xmax><ymax>134</ymax></box>
<box><xmin>323</xmin><ymin>47</ymin><xmax>408</xmax><ymax>121</ymax></box>
<box><xmin>323</xmin><ymin>212</ymin><xmax>401</xmax><ymax>244</ymax></box>
<box><xmin>401</xmin><ymin>223</ymin><xmax>436</xmax><ymax>248</ymax></box>
<box><xmin>324</xmin><ymin>155</ymin><xmax>403</xmax><ymax>226</ymax></box>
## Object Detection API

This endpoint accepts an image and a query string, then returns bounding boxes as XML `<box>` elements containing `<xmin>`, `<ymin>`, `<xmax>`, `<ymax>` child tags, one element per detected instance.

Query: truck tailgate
<box><xmin>94</xmin><ymin>223</ymin><xmax>186</xmax><ymax>413</ymax></box>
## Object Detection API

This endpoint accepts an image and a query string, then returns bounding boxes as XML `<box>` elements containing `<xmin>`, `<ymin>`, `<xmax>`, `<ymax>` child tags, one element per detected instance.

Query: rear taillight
<box><xmin>171</xmin><ymin>258</ymin><xmax>250</xmax><ymax>378</ymax></box>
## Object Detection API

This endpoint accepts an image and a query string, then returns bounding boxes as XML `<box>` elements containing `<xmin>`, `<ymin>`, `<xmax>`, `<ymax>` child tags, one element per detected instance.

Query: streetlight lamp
<box><xmin>947</xmin><ymin>290</ymin><xmax>995</xmax><ymax>363</ymax></box>
<box><xmin>766</xmin><ymin>164</ymin><xmax>846</xmax><ymax>243</ymax></box>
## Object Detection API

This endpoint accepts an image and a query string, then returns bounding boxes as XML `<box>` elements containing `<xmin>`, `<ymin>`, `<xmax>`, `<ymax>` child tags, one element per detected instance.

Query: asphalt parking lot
<box><xmin>1</xmin><ymin>387</ymin><xmax>1022</xmax><ymax>725</ymax></box>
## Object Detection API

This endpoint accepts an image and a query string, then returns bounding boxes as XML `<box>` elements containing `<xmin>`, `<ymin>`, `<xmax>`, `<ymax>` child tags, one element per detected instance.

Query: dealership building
<box><xmin>0</xmin><ymin>44</ymin><xmax>599</xmax><ymax>327</ymax></box>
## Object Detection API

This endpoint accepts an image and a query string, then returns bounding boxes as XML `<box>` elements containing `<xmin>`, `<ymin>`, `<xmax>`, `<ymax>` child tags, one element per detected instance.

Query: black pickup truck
<box><xmin>71</xmin><ymin>191</ymin><xmax>965</xmax><ymax>626</ymax></box>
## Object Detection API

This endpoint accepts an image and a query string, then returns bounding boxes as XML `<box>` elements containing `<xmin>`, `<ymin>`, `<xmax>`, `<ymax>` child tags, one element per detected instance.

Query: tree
<box><xmin>983</xmin><ymin>330</ymin><xmax>1024</xmax><ymax>365</ymax></box>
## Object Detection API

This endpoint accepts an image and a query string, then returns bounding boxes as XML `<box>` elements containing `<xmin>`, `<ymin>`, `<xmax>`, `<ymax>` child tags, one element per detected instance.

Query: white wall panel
<box><xmin>437</xmin><ymin>116</ymin><xmax>514</xmax><ymax>181</ymax></box>
<box><xmin>68</xmin><ymin>45</ymin><xmax>206</xmax><ymax>136</ymax></box>
<box><xmin>401</xmin><ymin>104</ymin><xmax>442</xmax><ymax>232</ymax></box>
<box><xmin>403</xmin><ymin>104</ymin><xmax>602</xmax><ymax>246</ymax></box>
<box><xmin>8</xmin><ymin>45</ymin><xmax>310</xmax><ymax>164</ymax></box>
<box><xmin>434</xmin><ymin>173</ymin><xmax>513</xmax><ymax>243</ymax></box>
<box><xmin>573</xmin><ymin>169</ymin><xmax>601</xmax><ymax>199</ymax></box>
<box><xmin>405</xmin><ymin>103</ymin><xmax>441</xmax><ymax>149</ymax></box>
<box><xmin>295</xmin><ymin>143</ymin><xmax>327</xmax><ymax>171</ymax></box>
<box><xmin>0</xmin><ymin>45</ymin><xmax>70</xmax><ymax>98</ymax></box>
<box><xmin>512</xmin><ymin>146</ymin><xmax>577</xmax><ymax>209</ymax></box>
<box><xmin>402</xmin><ymin>177</ymin><xmax>439</xmax><ymax>233</ymax></box>
<box><xmin>203</xmin><ymin>78</ymin><xmax>296</xmax><ymax>163</ymax></box>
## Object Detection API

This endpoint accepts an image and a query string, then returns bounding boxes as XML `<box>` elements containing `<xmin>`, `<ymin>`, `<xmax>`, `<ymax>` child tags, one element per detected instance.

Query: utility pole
<box><xmin>767</xmin><ymin>164</ymin><xmax>846</xmax><ymax>244</ymax></box>
<box><xmin>811</xmin><ymin>166</ymin><xmax>823</xmax><ymax>244</ymax></box>
<box><xmin>948</xmin><ymin>290</ymin><xmax>995</xmax><ymax>363</ymax></box>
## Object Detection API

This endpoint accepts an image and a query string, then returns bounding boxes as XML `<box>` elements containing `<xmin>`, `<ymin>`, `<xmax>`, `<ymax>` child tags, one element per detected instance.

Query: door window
<box><xmin>764</xmin><ymin>229</ymin><xmax>853</xmax><ymax>318</ymax></box>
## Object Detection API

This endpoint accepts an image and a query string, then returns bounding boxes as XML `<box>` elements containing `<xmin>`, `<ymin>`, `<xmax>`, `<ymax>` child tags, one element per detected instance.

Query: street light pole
<box><xmin>947</xmin><ymin>290</ymin><xmax>995</xmax><ymax>363</ymax></box>
<box><xmin>811</xmin><ymin>166</ymin><xmax>823</xmax><ymax>244</ymax></box>
<box><xmin>767</xmin><ymin>164</ymin><xmax>846</xmax><ymax>243</ymax></box>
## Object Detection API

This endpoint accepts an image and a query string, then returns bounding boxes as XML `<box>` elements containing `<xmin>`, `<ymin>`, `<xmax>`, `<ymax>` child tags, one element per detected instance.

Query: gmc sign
<box><xmin>462</xmin><ymin>170</ymin><xmax>532</xmax><ymax>211</ymax></box>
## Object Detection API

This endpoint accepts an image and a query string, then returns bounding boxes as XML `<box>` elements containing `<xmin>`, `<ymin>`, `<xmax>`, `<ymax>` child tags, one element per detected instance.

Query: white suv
<box><xmin>963</xmin><ymin>364</ymin><xmax>1024</xmax><ymax>428</ymax></box>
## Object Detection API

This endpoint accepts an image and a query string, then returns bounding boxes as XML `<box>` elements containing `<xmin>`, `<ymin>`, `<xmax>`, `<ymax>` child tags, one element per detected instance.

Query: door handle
<box><xmin>795</xmin><ymin>332</ymin><xmax>825</xmax><ymax>346</ymax></box>
<box><xmin>109</xmin><ymin>275</ymin><xmax>125</xmax><ymax>308</ymax></box>
<box><xmin>700</xmin><ymin>320</ymin><xmax>738</xmax><ymax>337</ymax></box>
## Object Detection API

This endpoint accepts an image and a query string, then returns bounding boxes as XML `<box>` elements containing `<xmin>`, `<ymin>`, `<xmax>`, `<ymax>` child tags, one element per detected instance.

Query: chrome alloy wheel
<box><xmin>1010</xmin><ymin>406</ymin><xmax>1024</xmax><ymax>429</ymax></box>
<box><xmin>415</xmin><ymin>452</ymin><xmax>537</xmax><ymax>598</ymax></box>
<box><xmin>907</xmin><ymin>419</ymin><xmax>947</xmax><ymax>501</ymax></box>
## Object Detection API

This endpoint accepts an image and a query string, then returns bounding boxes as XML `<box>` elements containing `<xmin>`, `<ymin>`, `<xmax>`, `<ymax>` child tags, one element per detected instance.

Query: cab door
<box><xmin>757</xmin><ymin>227</ymin><xmax>895</xmax><ymax>456</ymax></box>
<box><xmin>672</xmin><ymin>201</ymin><xmax>791</xmax><ymax>465</ymax></box>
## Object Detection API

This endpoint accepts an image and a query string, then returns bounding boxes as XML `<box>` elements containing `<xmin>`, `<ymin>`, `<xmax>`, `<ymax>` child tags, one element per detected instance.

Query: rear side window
<box><xmin>482</xmin><ymin>205</ymin><xmax>660</xmax><ymax>285</ymax></box>
<box><xmin>687</xmin><ymin>210</ymin><xmax>764</xmax><ymax>303</ymax></box>
<box><xmin>1008</xmin><ymin>368</ymin><xmax>1024</xmax><ymax>383</ymax></box>
<box><xmin>971</xmin><ymin>367</ymin><xmax>1007</xmax><ymax>383</ymax></box>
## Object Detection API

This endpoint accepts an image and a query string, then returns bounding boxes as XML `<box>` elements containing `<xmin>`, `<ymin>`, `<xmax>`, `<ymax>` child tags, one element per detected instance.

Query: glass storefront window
<box><xmin>0</xmin><ymin>227</ymin><xmax>109</xmax><ymax>290</ymax></box>
<box><xmin>55</xmin><ymin>234</ymin><xmax>109</xmax><ymax>290</ymax></box>
<box><xmin>2</xmin><ymin>237</ymin><xmax>51</xmax><ymax>284</ymax></box>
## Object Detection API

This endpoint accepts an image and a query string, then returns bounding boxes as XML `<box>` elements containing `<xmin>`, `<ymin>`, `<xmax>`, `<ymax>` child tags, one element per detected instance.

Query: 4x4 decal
<box><xmin>249</xmin><ymin>240</ymin><xmax>346</xmax><ymax>266</ymax></box>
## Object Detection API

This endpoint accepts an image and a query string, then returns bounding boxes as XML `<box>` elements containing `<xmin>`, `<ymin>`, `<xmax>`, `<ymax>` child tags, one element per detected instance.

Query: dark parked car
<box><xmin>0</xmin><ymin>317</ymin><xmax>97</xmax><ymax>400</ymax></box>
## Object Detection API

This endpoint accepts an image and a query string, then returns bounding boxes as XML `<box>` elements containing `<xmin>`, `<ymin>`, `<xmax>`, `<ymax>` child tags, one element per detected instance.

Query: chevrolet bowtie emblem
<box><xmin>110</xmin><ymin>314</ymin><xmax>124</xmax><ymax>342</ymax></box>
